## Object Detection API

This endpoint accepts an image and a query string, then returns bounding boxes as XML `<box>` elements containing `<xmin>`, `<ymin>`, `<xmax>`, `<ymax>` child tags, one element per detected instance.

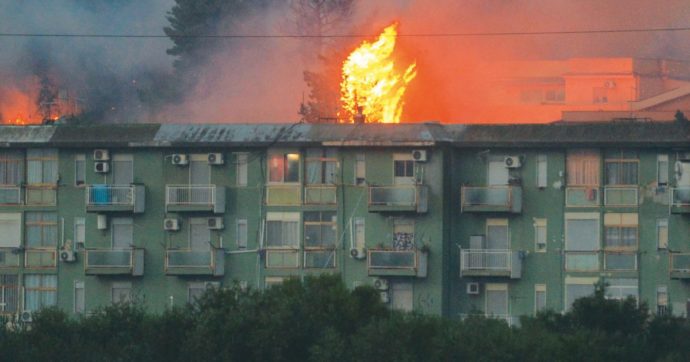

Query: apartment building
<box><xmin>0</xmin><ymin>121</ymin><xmax>688</xmax><ymax>323</ymax></box>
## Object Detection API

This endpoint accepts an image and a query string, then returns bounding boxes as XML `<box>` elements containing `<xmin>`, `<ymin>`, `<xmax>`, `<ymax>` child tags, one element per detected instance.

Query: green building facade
<box><xmin>0</xmin><ymin>122</ymin><xmax>689</xmax><ymax>322</ymax></box>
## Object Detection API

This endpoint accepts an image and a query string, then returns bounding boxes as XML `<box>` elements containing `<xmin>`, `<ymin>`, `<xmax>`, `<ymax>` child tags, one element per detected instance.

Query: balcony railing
<box><xmin>165</xmin><ymin>248</ymin><xmax>225</xmax><ymax>276</ymax></box>
<box><xmin>166</xmin><ymin>185</ymin><xmax>225</xmax><ymax>213</ymax></box>
<box><xmin>85</xmin><ymin>248</ymin><xmax>144</xmax><ymax>276</ymax></box>
<box><xmin>0</xmin><ymin>248</ymin><xmax>20</xmax><ymax>268</ymax></box>
<box><xmin>670</xmin><ymin>187</ymin><xmax>690</xmax><ymax>213</ymax></box>
<box><xmin>86</xmin><ymin>184</ymin><xmax>145</xmax><ymax>213</ymax></box>
<box><xmin>303</xmin><ymin>185</ymin><xmax>337</xmax><ymax>205</ymax></box>
<box><xmin>565</xmin><ymin>187</ymin><xmax>600</xmax><ymax>207</ymax></box>
<box><xmin>670</xmin><ymin>253</ymin><xmax>690</xmax><ymax>279</ymax></box>
<box><xmin>24</xmin><ymin>249</ymin><xmax>57</xmax><ymax>269</ymax></box>
<box><xmin>564</xmin><ymin>251</ymin><xmax>600</xmax><ymax>272</ymax></box>
<box><xmin>604</xmin><ymin>251</ymin><xmax>637</xmax><ymax>271</ymax></box>
<box><xmin>303</xmin><ymin>249</ymin><xmax>336</xmax><ymax>268</ymax></box>
<box><xmin>265</xmin><ymin>249</ymin><xmax>300</xmax><ymax>268</ymax></box>
<box><xmin>368</xmin><ymin>185</ymin><xmax>428</xmax><ymax>213</ymax></box>
<box><xmin>265</xmin><ymin>185</ymin><xmax>301</xmax><ymax>205</ymax></box>
<box><xmin>367</xmin><ymin>249</ymin><xmax>428</xmax><ymax>277</ymax></box>
<box><xmin>459</xmin><ymin>314</ymin><xmax>519</xmax><ymax>327</ymax></box>
<box><xmin>460</xmin><ymin>186</ymin><xmax>522</xmax><ymax>213</ymax></box>
<box><xmin>604</xmin><ymin>186</ymin><xmax>638</xmax><ymax>206</ymax></box>
<box><xmin>0</xmin><ymin>185</ymin><xmax>21</xmax><ymax>205</ymax></box>
<box><xmin>459</xmin><ymin>248</ymin><xmax>522</xmax><ymax>278</ymax></box>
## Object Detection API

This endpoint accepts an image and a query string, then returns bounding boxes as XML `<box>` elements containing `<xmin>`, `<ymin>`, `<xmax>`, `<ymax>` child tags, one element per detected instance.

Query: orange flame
<box><xmin>339</xmin><ymin>22</ymin><xmax>417</xmax><ymax>123</ymax></box>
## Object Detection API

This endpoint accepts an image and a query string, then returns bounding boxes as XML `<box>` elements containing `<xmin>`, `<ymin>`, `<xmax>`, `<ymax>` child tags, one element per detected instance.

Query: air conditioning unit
<box><xmin>208</xmin><ymin>153</ymin><xmax>224</xmax><ymax>165</ymax></box>
<box><xmin>59</xmin><ymin>250</ymin><xmax>77</xmax><ymax>263</ymax></box>
<box><xmin>373</xmin><ymin>278</ymin><xmax>389</xmax><ymax>291</ymax></box>
<box><xmin>350</xmin><ymin>247</ymin><xmax>366</xmax><ymax>260</ymax></box>
<box><xmin>411</xmin><ymin>149</ymin><xmax>428</xmax><ymax>162</ymax></box>
<box><xmin>19</xmin><ymin>311</ymin><xmax>32</xmax><ymax>323</ymax></box>
<box><xmin>380</xmin><ymin>291</ymin><xmax>390</xmax><ymax>304</ymax></box>
<box><xmin>172</xmin><ymin>154</ymin><xmax>189</xmax><ymax>166</ymax></box>
<box><xmin>93</xmin><ymin>149</ymin><xmax>110</xmax><ymax>161</ymax></box>
<box><xmin>466</xmin><ymin>282</ymin><xmax>480</xmax><ymax>295</ymax></box>
<box><xmin>504</xmin><ymin>156</ymin><xmax>522</xmax><ymax>168</ymax></box>
<box><xmin>164</xmin><ymin>218</ymin><xmax>180</xmax><ymax>231</ymax></box>
<box><xmin>207</xmin><ymin>217</ymin><xmax>224</xmax><ymax>230</ymax></box>
<box><xmin>204</xmin><ymin>281</ymin><xmax>221</xmax><ymax>290</ymax></box>
<box><xmin>94</xmin><ymin>161</ymin><xmax>110</xmax><ymax>173</ymax></box>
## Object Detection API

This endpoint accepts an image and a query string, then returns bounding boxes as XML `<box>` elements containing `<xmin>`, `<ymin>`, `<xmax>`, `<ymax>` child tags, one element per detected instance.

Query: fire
<box><xmin>339</xmin><ymin>22</ymin><xmax>417</xmax><ymax>123</ymax></box>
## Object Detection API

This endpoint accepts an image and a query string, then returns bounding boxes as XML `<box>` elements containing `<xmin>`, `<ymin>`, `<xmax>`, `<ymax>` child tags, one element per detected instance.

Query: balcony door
<box><xmin>190</xmin><ymin>155</ymin><xmax>211</xmax><ymax>185</ymax></box>
<box><xmin>189</xmin><ymin>218</ymin><xmax>211</xmax><ymax>251</ymax></box>
<box><xmin>486</xmin><ymin>219</ymin><xmax>509</xmax><ymax>249</ymax></box>
<box><xmin>488</xmin><ymin>157</ymin><xmax>509</xmax><ymax>186</ymax></box>
<box><xmin>485</xmin><ymin>283</ymin><xmax>508</xmax><ymax>319</ymax></box>
<box><xmin>393</xmin><ymin>154</ymin><xmax>415</xmax><ymax>185</ymax></box>
<box><xmin>111</xmin><ymin>217</ymin><xmax>133</xmax><ymax>249</ymax></box>
<box><xmin>112</xmin><ymin>154</ymin><xmax>133</xmax><ymax>185</ymax></box>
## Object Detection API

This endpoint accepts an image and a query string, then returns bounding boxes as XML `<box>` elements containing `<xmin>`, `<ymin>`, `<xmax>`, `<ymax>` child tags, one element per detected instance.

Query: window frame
<box><xmin>536</xmin><ymin>154</ymin><xmax>547</xmax><ymax>188</ymax></box>
<box><xmin>534</xmin><ymin>218</ymin><xmax>547</xmax><ymax>252</ymax></box>
<box><xmin>236</xmin><ymin>153</ymin><xmax>248</xmax><ymax>187</ymax></box>
<box><xmin>657</xmin><ymin>218</ymin><xmax>669</xmax><ymax>250</ymax></box>
<box><xmin>305</xmin><ymin>148</ymin><xmax>337</xmax><ymax>185</ymax></box>
<box><xmin>657</xmin><ymin>154</ymin><xmax>669</xmax><ymax>186</ymax></box>
<box><xmin>268</xmin><ymin>152</ymin><xmax>300</xmax><ymax>184</ymax></box>
<box><xmin>75</xmin><ymin>154</ymin><xmax>86</xmax><ymax>187</ymax></box>
<box><xmin>535</xmin><ymin>284</ymin><xmax>546</xmax><ymax>314</ymax></box>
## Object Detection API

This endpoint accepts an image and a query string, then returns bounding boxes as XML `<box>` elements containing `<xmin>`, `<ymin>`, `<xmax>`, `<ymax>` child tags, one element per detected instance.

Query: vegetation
<box><xmin>2</xmin><ymin>275</ymin><xmax>689</xmax><ymax>361</ymax></box>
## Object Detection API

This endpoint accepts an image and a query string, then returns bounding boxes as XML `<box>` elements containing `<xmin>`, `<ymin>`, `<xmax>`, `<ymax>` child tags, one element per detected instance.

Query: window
<box><xmin>605</xmin><ymin>150</ymin><xmax>638</xmax><ymax>186</ymax></box>
<box><xmin>24</xmin><ymin>274</ymin><xmax>57</xmax><ymax>311</ymax></box>
<box><xmin>565</xmin><ymin>278</ymin><xmax>596</xmax><ymax>310</ymax></box>
<box><xmin>657</xmin><ymin>154</ymin><xmax>669</xmax><ymax>186</ymax></box>
<box><xmin>393</xmin><ymin>153</ymin><xmax>415</xmax><ymax>184</ymax></box>
<box><xmin>657</xmin><ymin>286</ymin><xmax>669</xmax><ymax>316</ymax></box>
<box><xmin>537</xmin><ymin>154</ymin><xmax>547</xmax><ymax>188</ymax></box>
<box><xmin>236</xmin><ymin>153</ymin><xmax>248</xmax><ymax>186</ymax></box>
<box><xmin>190</xmin><ymin>154</ymin><xmax>211</xmax><ymax>184</ymax></box>
<box><xmin>111</xmin><ymin>282</ymin><xmax>132</xmax><ymax>304</ymax></box>
<box><xmin>111</xmin><ymin>154</ymin><xmax>133</xmax><ymax>185</ymax></box>
<box><xmin>535</xmin><ymin>284</ymin><xmax>546</xmax><ymax>314</ymax></box>
<box><xmin>567</xmin><ymin>150</ymin><xmax>600</xmax><ymax>186</ymax></box>
<box><xmin>393</xmin><ymin>219</ymin><xmax>415</xmax><ymax>250</ymax></box>
<box><xmin>305</xmin><ymin>149</ymin><xmax>337</xmax><ymax>185</ymax></box>
<box><xmin>657</xmin><ymin>219</ymin><xmax>668</xmax><ymax>249</ymax></box>
<box><xmin>488</xmin><ymin>156</ymin><xmax>509</xmax><ymax>186</ymax></box>
<box><xmin>0</xmin><ymin>151</ymin><xmax>24</xmax><ymax>185</ymax></box>
<box><xmin>304</xmin><ymin>211</ymin><xmax>336</xmax><ymax>268</ymax></box>
<box><xmin>75</xmin><ymin>154</ymin><xmax>85</xmax><ymax>186</ymax></box>
<box><xmin>0</xmin><ymin>213</ymin><xmax>21</xmax><ymax>248</ymax></box>
<box><xmin>604</xmin><ymin>213</ymin><xmax>638</xmax><ymax>250</ymax></box>
<box><xmin>26</xmin><ymin>149</ymin><xmax>58</xmax><ymax>185</ymax></box>
<box><xmin>354</xmin><ymin>217</ymin><xmax>365</xmax><ymax>250</ymax></box>
<box><xmin>0</xmin><ymin>275</ymin><xmax>18</xmax><ymax>314</ymax></box>
<box><xmin>390</xmin><ymin>281</ymin><xmax>413</xmax><ymax>312</ymax></box>
<box><xmin>25</xmin><ymin>212</ymin><xmax>57</xmax><ymax>248</ymax></box>
<box><xmin>605</xmin><ymin>278</ymin><xmax>638</xmax><ymax>303</ymax></box>
<box><xmin>74</xmin><ymin>281</ymin><xmax>84</xmax><ymax>314</ymax></box>
<box><xmin>565</xmin><ymin>213</ymin><xmax>599</xmax><ymax>271</ymax></box>
<box><xmin>236</xmin><ymin>219</ymin><xmax>248</xmax><ymax>249</ymax></box>
<box><xmin>268</xmin><ymin>152</ymin><xmax>300</xmax><ymax>183</ymax></box>
<box><xmin>190</xmin><ymin>218</ymin><xmax>211</xmax><ymax>251</ymax></box>
<box><xmin>266</xmin><ymin>212</ymin><xmax>299</xmax><ymax>248</ymax></box>
<box><xmin>485</xmin><ymin>283</ymin><xmax>508</xmax><ymax>318</ymax></box>
<box><xmin>187</xmin><ymin>282</ymin><xmax>206</xmax><ymax>303</ymax></box>
<box><xmin>534</xmin><ymin>218</ymin><xmax>547</xmax><ymax>252</ymax></box>
<box><xmin>74</xmin><ymin>217</ymin><xmax>85</xmax><ymax>249</ymax></box>
<box><xmin>486</xmin><ymin>219</ymin><xmax>509</xmax><ymax>249</ymax></box>
<box><xmin>355</xmin><ymin>153</ymin><xmax>366</xmax><ymax>185</ymax></box>
<box><xmin>111</xmin><ymin>217</ymin><xmax>133</xmax><ymax>249</ymax></box>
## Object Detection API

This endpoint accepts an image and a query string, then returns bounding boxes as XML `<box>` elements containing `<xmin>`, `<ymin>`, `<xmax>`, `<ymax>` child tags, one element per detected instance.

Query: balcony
<box><xmin>303</xmin><ymin>185</ymin><xmax>337</xmax><ymax>205</ymax></box>
<box><xmin>367</xmin><ymin>249</ymin><xmax>428</xmax><ymax>277</ymax></box>
<box><xmin>84</xmin><ymin>248</ymin><xmax>145</xmax><ymax>276</ymax></box>
<box><xmin>266</xmin><ymin>185</ymin><xmax>301</xmax><ymax>205</ymax></box>
<box><xmin>166</xmin><ymin>185</ymin><xmax>225</xmax><ymax>213</ymax></box>
<box><xmin>460</xmin><ymin>186</ymin><xmax>522</xmax><ymax>213</ymax></box>
<box><xmin>564</xmin><ymin>251</ymin><xmax>599</xmax><ymax>272</ymax></box>
<box><xmin>565</xmin><ymin>187</ymin><xmax>600</xmax><ymax>207</ymax></box>
<box><xmin>368</xmin><ymin>185</ymin><xmax>428</xmax><ymax>213</ymax></box>
<box><xmin>459</xmin><ymin>249</ymin><xmax>522</xmax><ymax>278</ymax></box>
<box><xmin>265</xmin><ymin>249</ymin><xmax>300</xmax><ymax>268</ymax></box>
<box><xmin>0</xmin><ymin>186</ymin><xmax>21</xmax><ymax>205</ymax></box>
<box><xmin>604</xmin><ymin>186</ymin><xmax>638</xmax><ymax>207</ymax></box>
<box><xmin>86</xmin><ymin>185</ymin><xmax>145</xmax><ymax>213</ymax></box>
<box><xmin>670</xmin><ymin>253</ymin><xmax>690</xmax><ymax>279</ymax></box>
<box><xmin>304</xmin><ymin>249</ymin><xmax>336</xmax><ymax>268</ymax></box>
<box><xmin>24</xmin><ymin>249</ymin><xmax>57</xmax><ymax>269</ymax></box>
<box><xmin>670</xmin><ymin>187</ymin><xmax>690</xmax><ymax>214</ymax></box>
<box><xmin>165</xmin><ymin>248</ymin><xmax>225</xmax><ymax>276</ymax></box>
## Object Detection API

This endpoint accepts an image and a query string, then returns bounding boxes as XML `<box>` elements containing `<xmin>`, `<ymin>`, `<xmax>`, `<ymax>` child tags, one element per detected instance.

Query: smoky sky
<box><xmin>1</xmin><ymin>0</ymin><xmax>690</xmax><ymax>123</ymax></box>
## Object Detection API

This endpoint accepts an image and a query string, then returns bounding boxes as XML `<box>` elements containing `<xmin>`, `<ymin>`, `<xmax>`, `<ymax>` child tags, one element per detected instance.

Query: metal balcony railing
<box><xmin>165</xmin><ymin>248</ymin><xmax>225</xmax><ymax>276</ymax></box>
<box><xmin>0</xmin><ymin>248</ymin><xmax>20</xmax><ymax>268</ymax></box>
<box><xmin>303</xmin><ymin>185</ymin><xmax>337</xmax><ymax>205</ymax></box>
<box><xmin>87</xmin><ymin>185</ymin><xmax>133</xmax><ymax>205</ymax></box>
<box><xmin>565</xmin><ymin>186</ymin><xmax>600</xmax><ymax>207</ymax></box>
<box><xmin>0</xmin><ymin>185</ymin><xmax>21</xmax><ymax>205</ymax></box>
<box><xmin>460</xmin><ymin>186</ymin><xmax>522</xmax><ymax>213</ymax></box>
<box><xmin>367</xmin><ymin>249</ymin><xmax>428</xmax><ymax>277</ymax></box>
<box><xmin>166</xmin><ymin>185</ymin><xmax>225</xmax><ymax>213</ymax></box>
<box><xmin>670</xmin><ymin>253</ymin><xmax>690</xmax><ymax>279</ymax></box>
<box><xmin>604</xmin><ymin>186</ymin><xmax>638</xmax><ymax>206</ymax></box>
<box><xmin>85</xmin><ymin>248</ymin><xmax>144</xmax><ymax>276</ymax></box>
<box><xmin>459</xmin><ymin>248</ymin><xmax>522</xmax><ymax>278</ymax></box>
<box><xmin>368</xmin><ymin>185</ymin><xmax>428</xmax><ymax>213</ymax></box>
<box><xmin>24</xmin><ymin>249</ymin><xmax>57</xmax><ymax>269</ymax></box>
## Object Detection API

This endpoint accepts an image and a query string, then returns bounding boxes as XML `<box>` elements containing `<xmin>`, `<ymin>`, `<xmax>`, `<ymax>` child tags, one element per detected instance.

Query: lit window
<box><xmin>268</xmin><ymin>153</ymin><xmax>300</xmax><ymax>183</ymax></box>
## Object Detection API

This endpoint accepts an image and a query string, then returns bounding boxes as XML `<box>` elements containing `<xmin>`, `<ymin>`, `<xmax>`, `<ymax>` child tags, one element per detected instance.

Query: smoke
<box><xmin>1</xmin><ymin>0</ymin><xmax>689</xmax><ymax>124</ymax></box>
<box><xmin>0</xmin><ymin>0</ymin><xmax>173</xmax><ymax>123</ymax></box>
